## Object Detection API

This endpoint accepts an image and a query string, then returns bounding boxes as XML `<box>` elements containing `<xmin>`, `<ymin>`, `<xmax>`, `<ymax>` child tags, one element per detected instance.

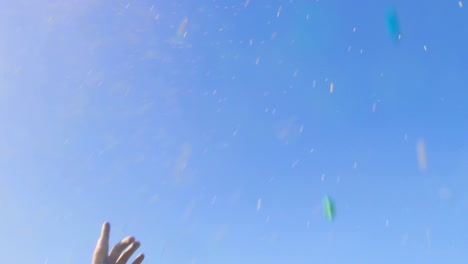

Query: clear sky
<box><xmin>0</xmin><ymin>0</ymin><xmax>467</xmax><ymax>263</ymax></box>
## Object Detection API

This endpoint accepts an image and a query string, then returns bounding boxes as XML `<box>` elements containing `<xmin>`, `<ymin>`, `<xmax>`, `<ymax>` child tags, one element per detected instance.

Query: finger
<box><xmin>92</xmin><ymin>222</ymin><xmax>111</xmax><ymax>264</ymax></box>
<box><xmin>116</xmin><ymin>241</ymin><xmax>141</xmax><ymax>264</ymax></box>
<box><xmin>108</xmin><ymin>236</ymin><xmax>136</xmax><ymax>264</ymax></box>
<box><xmin>132</xmin><ymin>253</ymin><xmax>145</xmax><ymax>264</ymax></box>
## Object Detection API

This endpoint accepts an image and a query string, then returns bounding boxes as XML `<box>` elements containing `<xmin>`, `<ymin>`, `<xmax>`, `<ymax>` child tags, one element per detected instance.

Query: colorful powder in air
<box><xmin>323</xmin><ymin>195</ymin><xmax>335</xmax><ymax>222</ymax></box>
<box><xmin>386</xmin><ymin>7</ymin><xmax>401</xmax><ymax>41</ymax></box>
<box><xmin>169</xmin><ymin>17</ymin><xmax>188</xmax><ymax>45</ymax></box>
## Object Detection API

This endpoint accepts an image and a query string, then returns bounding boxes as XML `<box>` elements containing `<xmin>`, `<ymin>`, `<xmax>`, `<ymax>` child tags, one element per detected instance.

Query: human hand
<box><xmin>92</xmin><ymin>222</ymin><xmax>145</xmax><ymax>264</ymax></box>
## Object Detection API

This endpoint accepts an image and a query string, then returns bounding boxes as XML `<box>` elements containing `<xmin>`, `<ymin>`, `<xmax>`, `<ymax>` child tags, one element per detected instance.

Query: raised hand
<box><xmin>92</xmin><ymin>222</ymin><xmax>145</xmax><ymax>264</ymax></box>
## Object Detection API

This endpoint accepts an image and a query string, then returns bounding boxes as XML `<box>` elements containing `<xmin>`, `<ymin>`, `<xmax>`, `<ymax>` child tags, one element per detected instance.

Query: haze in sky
<box><xmin>0</xmin><ymin>1</ymin><xmax>467</xmax><ymax>263</ymax></box>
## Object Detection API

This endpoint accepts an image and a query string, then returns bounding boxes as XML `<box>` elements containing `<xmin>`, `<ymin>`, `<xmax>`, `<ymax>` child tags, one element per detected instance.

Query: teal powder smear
<box><xmin>323</xmin><ymin>195</ymin><xmax>335</xmax><ymax>222</ymax></box>
<box><xmin>386</xmin><ymin>7</ymin><xmax>401</xmax><ymax>42</ymax></box>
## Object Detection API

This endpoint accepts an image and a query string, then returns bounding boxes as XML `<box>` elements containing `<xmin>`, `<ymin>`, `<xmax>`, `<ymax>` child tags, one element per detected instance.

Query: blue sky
<box><xmin>0</xmin><ymin>0</ymin><xmax>467</xmax><ymax>263</ymax></box>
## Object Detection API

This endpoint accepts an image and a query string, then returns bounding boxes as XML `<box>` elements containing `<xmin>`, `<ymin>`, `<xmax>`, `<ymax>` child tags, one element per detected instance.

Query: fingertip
<box><xmin>125</xmin><ymin>236</ymin><xmax>136</xmax><ymax>243</ymax></box>
<box><xmin>132</xmin><ymin>241</ymin><xmax>141</xmax><ymax>249</ymax></box>
<box><xmin>100</xmin><ymin>222</ymin><xmax>110</xmax><ymax>242</ymax></box>
<box><xmin>103</xmin><ymin>222</ymin><xmax>110</xmax><ymax>232</ymax></box>
<box><xmin>133</xmin><ymin>254</ymin><xmax>145</xmax><ymax>264</ymax></box>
